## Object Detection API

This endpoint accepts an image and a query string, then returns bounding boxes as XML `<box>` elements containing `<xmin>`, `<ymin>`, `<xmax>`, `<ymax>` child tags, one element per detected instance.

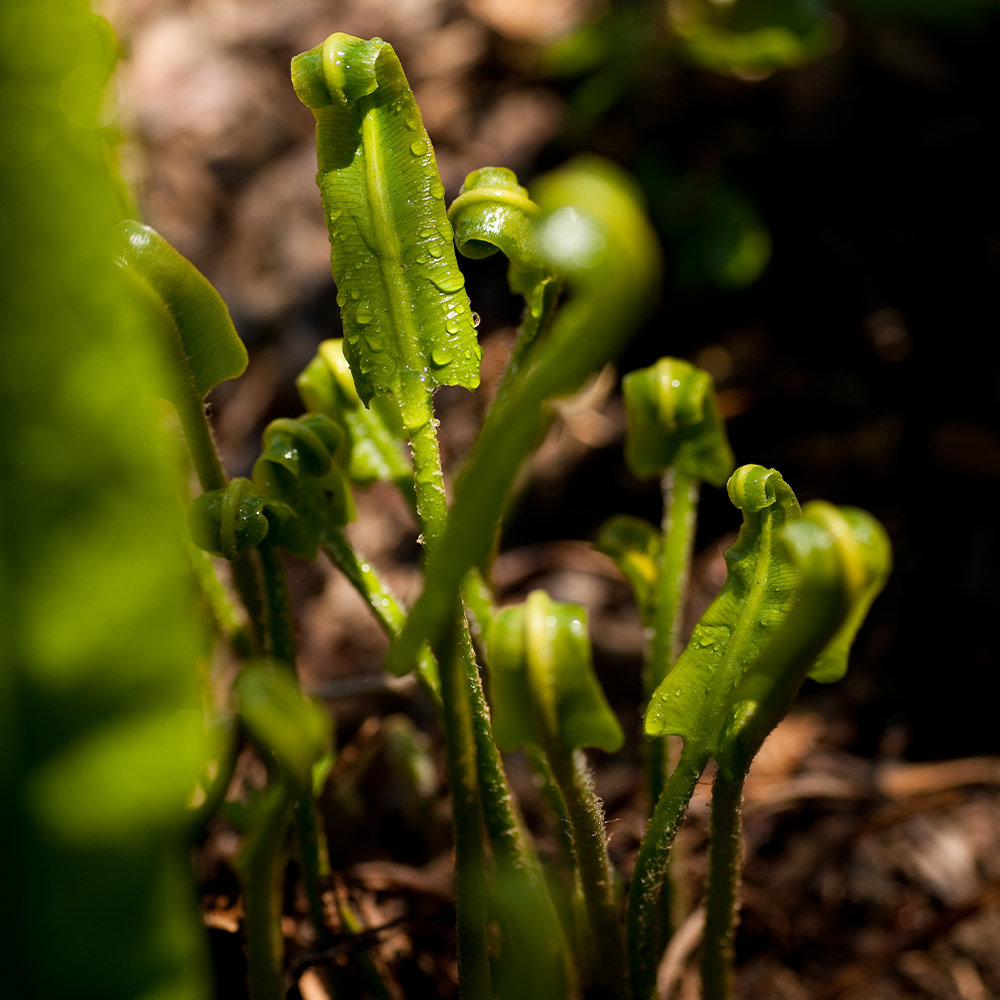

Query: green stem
<box><xmin>646</xmin><ymin>471</ymin><xmax>699</xmax><ymax>803</ymax></box>
<box><xmin>405</xmin><ymin>402</ymin><xmax>490</xmax><ymax>998</ymax></box>
<box><xmin>258</xmin><ymin>539</ymin><xmax>295</xmax><ymax>669</ymax></box>
<box><xmin>320</xmin><ymin>528</ymin><xmax>442</xmax><ymax>713</ymax></box>
<box><xmin>437</xmin><ymin>605</ymin><xmax>491</xmax><ymax>1000</ymax></box>
<box><xmin>293</xmin><ymin>794</ymin><xmax>332</xmax><ymax>946</ymax></box>
<box><xmin>545</xmin><ymin>745</ymin><xmax>628</xmax><ymax>998</ymax></box>
<box><xmin>701</xmin><ymin>772</ymin><xmax>744</xmax><ymax>1000</ymax></box>
<box><xmin>527</xmin><ymin>746</ymin><xmax>576</xmax><ymax>877</ymax></box>
<box><xmin>190</xmin><ymin>724</ymin><xmax>240</xmax><ymax>836</ymax></box>
<box><xmin>241</xmin><ymin>781</ymin><xmax>293</xmax><ymax>1000</ymax></box>
<box><xmin>627</xmin><ymin>743</ymin><xmax>708</xmax><ymax>1000</ymax></box>
<box><xmin>174</xmin><ymin>385</ymin><xmax>266</xmax><ymax>652</ymax></box>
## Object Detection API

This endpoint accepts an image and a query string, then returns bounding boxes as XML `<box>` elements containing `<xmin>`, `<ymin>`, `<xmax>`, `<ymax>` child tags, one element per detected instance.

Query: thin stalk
<box><xmin>627</xmin><ymin>743</ymin><xmax>708</xmax><ymax>1000</ymax></box>
<box><xmin>404</xmin><ymin>401</ymin><xmax>490</xmax><ymax>998</ymax></box>
<box><xmin>646</xmin><ymin>471</ymin><xmax>699</xmax><ymax>802</ymax></box>
<box><xmin>320</xmin><ymin>527</ymin><xmax>442</xmax><ymax>714</ymax></box>
<box><xmin>294</xmin><ymin>794</ymin><xmax>332</xmax><ymax>947</ymax></box>
<box><xmin>545</xmin><ymin>745</ymin><xmax>628</xmax><ymax>998</ymax></box>
<box><xmin>174</xmin><ymin>387</ymin><xmax>266</xmax><ymax>652</ymax></box>
<box><xmin>701</xmin><ymin>772</ymin><xmax>744</xmax><ymax>1000</ymax></box>
<box><xmin>437</xmin><ymin>604</ymin><xmax>491</xmax><ymax>1000</ymax></box>
<box><xmin>258</xmin><ymin>539</ymin><xmax>295</xmax><ymax>669</ymax></box>
<box><xmin>527</xmin><ymin>746</ymin><xmax>576</xmax><ymax>877</ymax></box>
<box><xmin>190</xmin><ymin>723</ymin><xmax>240</xmax><ymax>836</ymax></box>
<box><xmin>241</xmin><ymin>781</ymin><xmax>293</xmax><ymax>1000</ymax></box>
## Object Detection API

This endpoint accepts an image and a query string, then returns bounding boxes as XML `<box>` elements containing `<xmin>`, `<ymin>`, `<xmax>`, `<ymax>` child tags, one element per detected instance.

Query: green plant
<box><xmin>6</xmin><ymin>9</ymin><xmax>892</xmax><ymax>998</ymax></box>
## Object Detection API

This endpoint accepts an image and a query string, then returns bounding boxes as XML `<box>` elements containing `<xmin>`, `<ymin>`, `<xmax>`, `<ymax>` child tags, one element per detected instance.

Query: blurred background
<box><xmin>98</xmin><ymin>0</ymin><xmax>1000</xmax><ymax>997</ymax></box>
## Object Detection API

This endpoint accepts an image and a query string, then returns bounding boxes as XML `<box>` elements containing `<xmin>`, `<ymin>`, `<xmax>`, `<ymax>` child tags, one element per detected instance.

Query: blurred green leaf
<box><xmin>622</xmin><ymin>357</ymin><xmax>735</xmax><ymax>484</ymax></box>
<box><xmin>594</xmin><ymin>515</ymin><xmax>661</xmax><ymax>624</ymax></box>
<box><xmin>236</xmin><ymin>663</ymin><xmax>332</xmax><ymax>792</ymax></box>
<box><xmin>391</xmin><ymin>156</ymin><xmax>662</xmax><ymax>675</ymax></box>
<box><xmin>292</xmin><ymin>33</ymin><xmax>481</xmax><ymax>430</ymax></box>
<box><xmin>487</xmin><ymin>591</ymin><xmax>624</xmax><ymax>754</ymax></box>
<box><xmin>1</xmin><ymin>4</ymin><xmax>209</xmax><ymax>994</ymax></box>
<box><xmin>113</xmin><ymin>220</ymin><xmax>247</xmax><ymax>402</ymax></box>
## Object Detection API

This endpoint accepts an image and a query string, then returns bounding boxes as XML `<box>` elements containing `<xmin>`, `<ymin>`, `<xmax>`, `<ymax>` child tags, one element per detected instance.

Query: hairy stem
<box><xmin>437</xmin><ymin>605</ymin><xmax>491</xmax><ymax>999</ymax></box>
<box><xmin>258</xmin><ymin>539</ymin><xmax>296</xmax><ymax>669</ymax></box>
<box><xmin>646</xmin><ymin>471</ymin><xmax>699</xmax><ymax>803</ymax></box>
<box><xmin>545</xmin><ymin>745</ymin><xmax>628</xmax><ymax>998</ymax></box>
<box><xmin>627</xmin><ymin>743</ymin><xmax>708</xmax><ymax>1000</ymax></box>
<box><xmin>241</xmin><ymin>781</ymin><xmax>293</xmax><ymax>1000</ymax></box>
<box><xmin>701</xmin><ymin>772</ymin><xmax>744</xmax><ymax>1000</ymax></box>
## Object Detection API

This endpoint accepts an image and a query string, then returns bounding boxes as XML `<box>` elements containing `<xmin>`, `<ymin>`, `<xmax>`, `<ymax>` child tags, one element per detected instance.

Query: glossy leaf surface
<box><xmin>594</xmin><ymin>514</ymin><xmax>661</xmax><ymax>624</ymax></box>
<box><xmin>252</xmin><ymin>413</ymin><xmax>356</xmax><ymax>552</ymax></box>
<box><xmin>296</xmin><ymin>338</ymin><xmax>411</xmax><ymax>487</ymax></box>
<box><xmin>188</xmin><ymin>478</ymin><xmax>306</xmax><ymax>561</ymax></box>
<box><xmin>714</xmin><ymin>502</ymin><xmax>891</xmax><ymax>778</ymax></box>
<box><xmin>623</xmin><ymin>356</ymin><xmax>734</xmax><ymax>484</ymax></box>
<box><xmin>292</xmin><ymin>33</ymin><xmax>481</xmax><ymax>429</ymax></box>
<box><xmin>236</xmin><ymin>664</ymin><xmax>332</xmax><ymax>793</ymax></box>
<box><xmin>645</xmin><ymin>464</ymin><xmax>801</xmax><ymax>745</ymax></box>
<box><xmin>113</xmin><ymin>220</ymin><xmax>248</xmax><ymax>401</ymax></box>
<box><xmin>487</xmin><ymin>591</ymin><xmax>624</xmax><ymax>754</ymax></box>
<box><xmin>390</xmin><ymin>156</ymin><xmax>662</xmax><ymax>675</ymax></box>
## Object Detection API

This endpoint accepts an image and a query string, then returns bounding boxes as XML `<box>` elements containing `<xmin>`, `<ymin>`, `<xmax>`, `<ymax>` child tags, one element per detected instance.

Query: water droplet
<box><xmin>327</xmin><ymin>207</ymin><xmax>343</xmax><ymax>221</ymax></box>
<box><xmin>410</xmin><ymin>139</ymin><xmax>427</xmax><ymax>155</ymax></box>
<box><xmin>427</xmin><ymin>243</ymin><xmax>444</xmax><ymax>258</ymax></box>
<box><xmin>350</xmin><ymin>289</ymin><xmax>360</xmax><ymax>299</ymax></box>
<box><xmin>674</xmin><ymin>689</ymin><xmax>682</xmax><ymax>697</ymax></box>
<box><xmin>381</xmin><ymin>598</ymin><xmax>391</xmax><ymax>607</ymax></box>
<box><xmin>355</xmin><ymin>303</ymin><xmax>374</xmax><ymax>325</ymax></box>
<box><xmin>429</xmin><ymin>180</ymin><xmax>444</xmax><ymax>199</ymax></box>
<box><xmin>544</xmin><ymin>615</ymin><xmax>558</xmax><ymax>628</ymax></box>
<box><xmin>431</xmin><ymin>345</ymin><xmax>454</xmax><ymax>367</ymax></box>
<box><xmin>417</xmin><ymin>226</ymin><xmax>435</xmax><ymax>239</ymax></box>
<box><xmin>380</xmin><ymin>356</ymin><xmax>397</xmax><ymax>376</ymax></box>
<box><xmin>446</xmin><ymin>318</ymin><xmax>461</xmax><ymax>334</ymax></box>
<box><xmin>361</xmin><ymin>564</ymin><xmax>370</xmax><ymax>573</ymax></box>
<box><xmin>406</xmin><ymin>116</ymin><xmax>419</xmax><ymax>130</ymax></box>
<box><xmin>471</xmin><ymin>311</ymin><xmax>481</xmax><ymax>328</ymax></box>
<box><xmin>429</xmin><ymin>271</ymin><xmax>465</xmax><ymax>294</ymax></box>
<box><xmin>366</xmin><ymin>331</ymin><xmax>385</xmax><ymax>351</ymax></box>
<box><xmin>336</xmin><ymin>289</ymin><xmax>347</xmax><ymax>306</ymax></box>
<box><xmin>359</xmin><ymin>357</ymin><xmax>372</xmax><ymax>373</ymax></box>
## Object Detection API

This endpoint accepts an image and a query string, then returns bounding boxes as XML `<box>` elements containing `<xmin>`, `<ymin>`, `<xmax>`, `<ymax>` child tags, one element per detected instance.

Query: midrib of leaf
<box><xmin>361</xmin><ymin>112</ymin><xmax>427</xmax><ymax>426</ymax></box>
<box><xmin>697</xmin><ymin>511</ymin><xmax>774</xmax><ymax>747</ymax></box>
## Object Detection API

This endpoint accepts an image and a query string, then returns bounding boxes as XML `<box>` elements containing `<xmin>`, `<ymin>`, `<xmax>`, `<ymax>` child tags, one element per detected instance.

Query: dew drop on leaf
<box><xmin>427</xmin><ymin>243</ymin><xmax>444</xmax><ymax>258</ymax></box>
<box><xmin>429</xmin><ymin>271</ymin><xmax>464</xmax><ymax>293</ymax></box>
<box><xmin>429</xmin><ymin>180</ymin><xmax>444</xmax><ymax>199</ymax></box>
<box><xmin>471</xmin><ymin>311</ymin><xmax>481</xmax><ymax>328</ymax></box>
<box><xmin>431</xmin><ymin>345</ymin><xmax>454</xmax><ymax>367</ymax></box>
<box><xmin>410</xmin><ymin>139</ymin><xmax>427</xmax><ymax>155</ymax></box>
<box><xmin>355</xmin><ymin>303</ymin><xmax>374</xmax><ymax>325</ymax></box>
<box><xmin>446</xmin><ymin>318</ymin><xmax>461</xmax><ymax>334</ymax></box>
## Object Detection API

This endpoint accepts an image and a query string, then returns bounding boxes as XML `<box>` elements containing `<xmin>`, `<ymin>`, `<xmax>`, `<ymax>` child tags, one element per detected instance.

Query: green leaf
<box><xmin>807</xmin><ymin>506</ymin><xmax>892</xmax><ymax>683</ymax></box>
<box><xmin>622</xmin><ymin>357</ymin><xmax>734</xmax><ymax>485</ymax></box>
<box><xmin>252</xmin><ymin>414</ymin><xmax>356</xmax><ymax>557</ymax></box>
<box><xmin>296</xmin><ymin>338</ymin><xmax>412</xmax><ymax>488</ymax></box>
<box><xmin>714</xmin><ymin>501</ymin><xmax>891</xmax><ymax>778</ymax></box>
<box><xmin>594</xmin><ymin>514</ymin><xmax>661</xmax><ymax>624</ymax></box>
<box><xmin>390</xmin><ymin>155</ymin><xmax>662</xmax><ymax>675</ymax></box>
<box><xmin>235</xmin><ymin>663</ymin><xmax>332</xmax><ymax>794</ymax></box>
<box><xmin>644</xmin><ymin>464</ymin><xmax>801</xmax><ymax>747</ymax></box>
<box><xmin>487</xmin><ymin>591</ymin><xmax>624</xmax><ymax>754</ymax></box>
<box><xmin>292</xmin><ymin>33</ymin><xmax>481</xmax><ymax>430</ymax></box>
<box><xmin>188</xmin><ymin>478</ymin><xmax>307</xmax><ymax>561</ymax></box>
<box><xmin>113</xmin><ymin>220</ymin><xmax>248</xmax><ymax>401</ymax></box>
